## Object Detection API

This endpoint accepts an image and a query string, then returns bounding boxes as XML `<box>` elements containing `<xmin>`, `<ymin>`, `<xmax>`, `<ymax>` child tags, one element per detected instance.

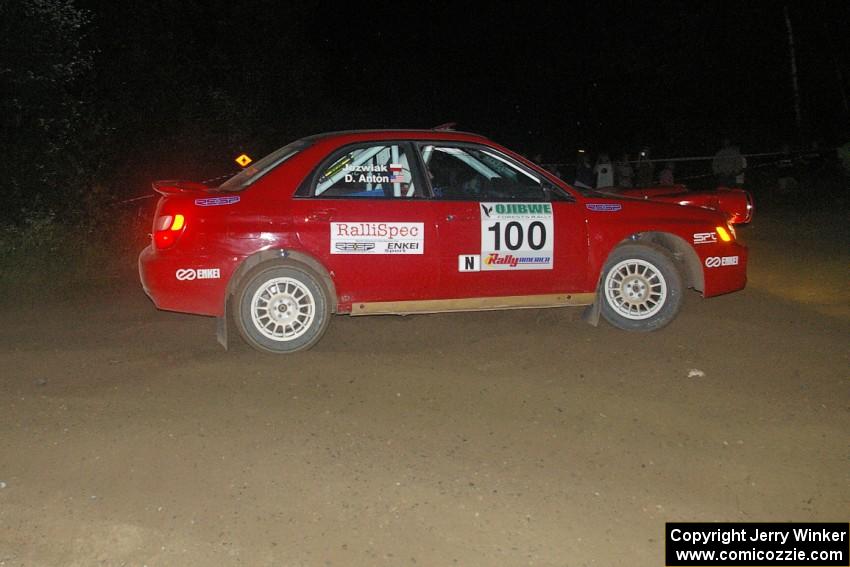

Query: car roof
<box><xmin>299</xmin><ymin>129</ymin><xmax>493</xmax><ymax>145</ymax></box>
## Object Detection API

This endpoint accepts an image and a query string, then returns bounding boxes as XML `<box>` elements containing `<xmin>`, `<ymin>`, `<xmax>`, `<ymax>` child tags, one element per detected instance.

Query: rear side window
<box><xmin>310</xmin><ymin>144</ymin><xmax>422</xmax><ymax>198</ymax></box>
<box><xmin>218</xmin><ymin>140</ymin><xmax>309</xmax><ymax>191</ymax></box>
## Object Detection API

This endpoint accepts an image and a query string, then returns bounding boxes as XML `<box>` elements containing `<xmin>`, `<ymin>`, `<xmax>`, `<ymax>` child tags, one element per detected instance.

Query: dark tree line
<box><xmin>1</xmin><ymin>0</ymin><xmax>97</xmax><ymax>219</ymax></box>
<box><xmin>1</xmin><ymin>0</ymin><xmax>329</xmax><ymax>222</ymax></box>
<box><xmin>2</xmin><ymin>1</ymin><xmax>848</xmax><ymax>225</ymax></box>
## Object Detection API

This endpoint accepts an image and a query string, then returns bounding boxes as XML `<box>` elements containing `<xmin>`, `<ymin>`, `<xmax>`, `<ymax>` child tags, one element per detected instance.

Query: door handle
<box><xmin>445</xmin><ymin>214</ymin><xmax>476</xmax><ymax>222</ymax></box>
<box><xmin>308</xmin><ymin>209</ymin><xmax>335</xmax><ymax>222</ymax></box>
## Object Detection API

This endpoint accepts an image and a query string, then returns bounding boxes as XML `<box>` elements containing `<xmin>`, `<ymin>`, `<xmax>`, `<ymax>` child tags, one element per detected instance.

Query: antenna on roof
<box><xmin>432</xmin><ymin>122</ymin><xmax>457</xmax><ymax>131</ymax></box>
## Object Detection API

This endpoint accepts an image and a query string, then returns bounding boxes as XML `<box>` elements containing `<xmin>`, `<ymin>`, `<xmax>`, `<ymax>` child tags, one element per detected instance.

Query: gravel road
<box><xmin>1</xmin><ymin>208</ymin><xmax>847</xmax><ymax>566</ymax></box>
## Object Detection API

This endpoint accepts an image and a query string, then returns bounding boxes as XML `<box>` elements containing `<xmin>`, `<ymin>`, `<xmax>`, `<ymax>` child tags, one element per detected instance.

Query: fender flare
<box><xmin>582</xmin><ymin>231</ymin><xmax>701</xmax><ymax>328</ymax></box>
<box><xmin>217</xmin><ymin>249</ymin><xmax>337</xmax><ymax>349</ymax></box>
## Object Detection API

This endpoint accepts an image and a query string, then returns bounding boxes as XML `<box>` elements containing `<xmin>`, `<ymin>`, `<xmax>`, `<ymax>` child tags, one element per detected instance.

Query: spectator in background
<box><xmin>636</xmin><ymin>148</ymin><xmax>654</xmax><ymax>186</ymax></box>
<box><xmin>777</xmin><ymin>143</ymin><xmax>798</xmax><ymax>193</ymax></box>
<box><xmin>615</xmin><ymin>153</ymin><xmax>634</xmax><ymax>187</ymax></box>
<box><xmin>659</xmin><ymin>162</ymin><xmax>675</xmax><ymax>186</ymax></box>
<box><xmin>712</xmin><ymin>139</ymin><xmax>745</xmax><ymax>187</ymax></box>
<box><xmin>594</xmin><ymin>153</ymin><xmax>614</xmax><ymax>188</ymax></box>
<box><xmin>574</xmin><ymin>152</ymin><xmax>594</xmax><ymax>189</ymax></box>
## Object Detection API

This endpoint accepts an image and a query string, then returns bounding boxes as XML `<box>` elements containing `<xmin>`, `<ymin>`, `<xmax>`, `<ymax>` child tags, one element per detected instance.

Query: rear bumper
<box><xmin>138</xmin><ymin>245</ymin><xmax>229</xmax><ymax>316</ymax></box>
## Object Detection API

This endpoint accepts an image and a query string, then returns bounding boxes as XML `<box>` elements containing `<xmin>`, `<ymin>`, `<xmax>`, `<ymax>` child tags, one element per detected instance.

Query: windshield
<box><xmin>218</xmin><ymin>140</ymin><xmax>310</xmax><ymax>191</ymax></box>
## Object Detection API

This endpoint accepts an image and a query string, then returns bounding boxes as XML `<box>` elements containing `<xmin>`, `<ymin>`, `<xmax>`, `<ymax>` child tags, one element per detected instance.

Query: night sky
<box><xmin>30</xmin><ymin>1</ymin><xmax>850</xmax><ymax>188</ymax></box>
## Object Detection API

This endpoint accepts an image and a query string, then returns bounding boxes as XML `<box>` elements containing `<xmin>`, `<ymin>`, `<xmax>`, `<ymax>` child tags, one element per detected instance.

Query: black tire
<box><xmin>599</xmin><ymin>243</ymin><xmax>683</xmax><ymax>332</ymax></box>
<box><xmin>234</xmin><ymin>263</ymin><xmax>330</xmax><ymax>353</ymax></box>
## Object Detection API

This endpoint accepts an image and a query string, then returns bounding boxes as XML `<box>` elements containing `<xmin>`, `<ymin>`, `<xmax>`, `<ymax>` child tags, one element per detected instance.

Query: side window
<box><xmin>420</xmin><ymin>145</ymin><xmax>544</xmax><ymax>201</ymax></box>
<box><xmin>313</xmin><ymin>144</ymin><xmax>420</xmax><ymax>198</ymax></box>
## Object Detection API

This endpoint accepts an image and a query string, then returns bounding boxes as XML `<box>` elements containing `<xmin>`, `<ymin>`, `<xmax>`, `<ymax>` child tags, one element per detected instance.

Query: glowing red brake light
<box><xmin>153</xmin><ymin>214</ymin><xmax>186</xmax><ymax>249</ymax></box>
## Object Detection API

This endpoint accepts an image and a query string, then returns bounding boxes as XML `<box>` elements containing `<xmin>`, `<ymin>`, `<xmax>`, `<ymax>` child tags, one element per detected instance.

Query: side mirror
<box><xmin>541</xmin><ymin>181</ymin><xmax>574</xmax><ymax>203</ymax></box>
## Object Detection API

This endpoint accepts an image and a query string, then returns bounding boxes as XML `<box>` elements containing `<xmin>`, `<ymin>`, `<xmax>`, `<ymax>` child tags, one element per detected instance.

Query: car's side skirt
<box><xmin>350</xmin><ymin>293</ymin><xmax>596</xmax><ymax>316</ymax></box>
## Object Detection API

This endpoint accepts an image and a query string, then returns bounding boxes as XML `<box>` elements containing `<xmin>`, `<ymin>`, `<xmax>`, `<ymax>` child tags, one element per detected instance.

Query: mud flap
<box><xmin>582</xmin><ymin>300</ymin><xmax>601</xmax><ymax>327</ymax></box>
<box><xmin>216</xmin><ymin>302</ymin><xmax>229</xmax><ymax>350</ymax></box>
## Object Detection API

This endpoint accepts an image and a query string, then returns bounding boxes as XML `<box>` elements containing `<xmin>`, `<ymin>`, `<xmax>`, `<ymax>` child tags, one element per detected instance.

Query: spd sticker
<box><xmin>693</xmin><ymin>232</ymin><xmax>717</xmax><ymax>245</ymax></box>
<box><xmin>195</xmin><ymin>196</ymin><xmax>240</xmax><ymax>207</ymax></box>
<box><xmin>479</xmin><ymin>203</ymin><xmax>553</xmax><ymax>270</ymax></box>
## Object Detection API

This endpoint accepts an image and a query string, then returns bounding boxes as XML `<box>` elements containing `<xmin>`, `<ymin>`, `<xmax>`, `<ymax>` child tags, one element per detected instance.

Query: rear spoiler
<box><xmin>152</xmin><ymin>180</ymin><xmax>209</xmax><ymax>195</ymax></box>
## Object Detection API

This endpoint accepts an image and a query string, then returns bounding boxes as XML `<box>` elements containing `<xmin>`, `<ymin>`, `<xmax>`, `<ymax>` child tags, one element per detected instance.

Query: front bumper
<box><xmin>701</xmin><ymin>242</ymin><xmax>748</xmax><ymax>297</ymax></box>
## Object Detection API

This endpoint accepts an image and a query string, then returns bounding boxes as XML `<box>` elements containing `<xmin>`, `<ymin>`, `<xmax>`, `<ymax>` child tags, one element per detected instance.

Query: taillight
<box><xmin>154</xmin><ymin>213</ymin><xmax>186</xmax><ymax>249</ymax></box>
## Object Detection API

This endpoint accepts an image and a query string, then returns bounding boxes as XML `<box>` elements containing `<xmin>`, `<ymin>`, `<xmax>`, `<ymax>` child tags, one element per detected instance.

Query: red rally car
<box><xmin>139</xmin><ymin>129</ymin><xmax>748</xmax><ymax>354</ymax></box>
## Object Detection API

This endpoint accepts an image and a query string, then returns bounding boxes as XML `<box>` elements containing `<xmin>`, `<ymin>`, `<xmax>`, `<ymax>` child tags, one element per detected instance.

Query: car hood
<box><xmin>593</xmin><ymin>185</ymin><xmax>752</xmax><ymax>225</ymax></box>
<box><xmin>582</xmin><ymin>192</ymin><xmax>727</xmax><ymax>225</ymax></box>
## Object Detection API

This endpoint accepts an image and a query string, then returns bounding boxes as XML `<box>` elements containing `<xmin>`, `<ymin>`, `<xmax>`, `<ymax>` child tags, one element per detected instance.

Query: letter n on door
<box><xmin>458</xmin><ymin>255</ymin><xmax>481</xmax><ymax>272</ymax></box>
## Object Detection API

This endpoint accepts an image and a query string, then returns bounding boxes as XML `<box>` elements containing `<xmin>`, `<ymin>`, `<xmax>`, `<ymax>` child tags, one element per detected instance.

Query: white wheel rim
<box><xmin>250</xmin><ymin>277</ymin><xmax>316</xmax><ymax>341</ymax></box>
<box><xmin>604</xmin><ymin>259</ymin><xmax>668</xmax><ymax>320</ymax></box>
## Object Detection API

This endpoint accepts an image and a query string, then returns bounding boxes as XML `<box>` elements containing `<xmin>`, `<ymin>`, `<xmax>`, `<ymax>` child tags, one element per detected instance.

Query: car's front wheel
<box><xmin>234</xmin><ymin>263</ymin><xmax>330</xmax><ymax>353</ymax></box>
<box><xmin>599</xmin><ymin>244</ymin><xmax>682</xmax><ymax>331</ymax></box>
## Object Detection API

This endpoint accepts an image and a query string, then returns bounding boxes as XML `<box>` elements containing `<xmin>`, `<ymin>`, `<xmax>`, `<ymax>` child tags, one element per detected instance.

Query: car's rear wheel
<box><xmin>599</xmin><ymin>244</ymin><xmax>682</xmax><ymax>331</ymax></box>
<box><xmin>235</xmin><ymin>263</ymin><xmax>330</xmax><ymax>353</ymax></box>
